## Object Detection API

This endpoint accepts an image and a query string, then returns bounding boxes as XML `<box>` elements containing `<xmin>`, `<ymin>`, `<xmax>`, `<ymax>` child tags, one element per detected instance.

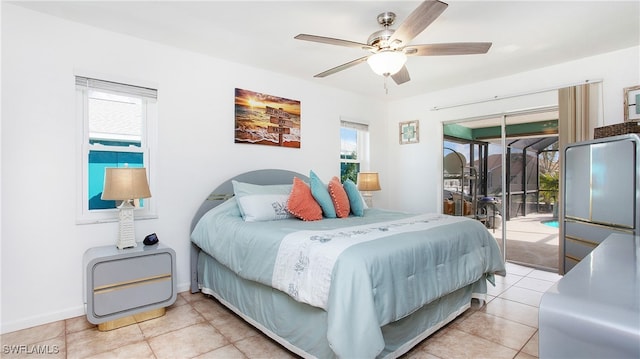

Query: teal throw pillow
<box><xmin>343</xmin><ymin>179</ymin><xmax>364</xmax><ymax>216</ymax></box>
<box><xmin>309</xmin><ymin>170</ymin><xmax>337</xmax><ymax>218</ymax></box>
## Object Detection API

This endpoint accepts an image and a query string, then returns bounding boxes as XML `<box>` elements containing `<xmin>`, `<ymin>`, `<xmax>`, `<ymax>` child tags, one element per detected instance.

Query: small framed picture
<box><xmin>399</xmin><ymin>120</ymin><xmax>419</xmax><ymax>144</ymax></box>
<box><xmin>624</xmin><ymin>85</ymin><xmax>640</xmax><ymax>122</ymax></box>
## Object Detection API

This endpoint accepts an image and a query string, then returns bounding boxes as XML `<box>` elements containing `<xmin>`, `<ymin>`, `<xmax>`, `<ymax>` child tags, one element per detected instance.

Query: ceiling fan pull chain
<box><xmin>384</xmin><ymin>75</ymin><xmax>389</xmax><ymax>95</ymax></box>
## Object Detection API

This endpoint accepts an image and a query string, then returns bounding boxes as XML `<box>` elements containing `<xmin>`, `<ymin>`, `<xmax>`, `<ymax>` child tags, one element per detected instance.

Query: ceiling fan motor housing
<box><xmin>368</xmin><ymin>12</ymin><xmax>397</xmax><ymax>49</ymax></box>
<box><xmin>368</xmin><ymin>28</ymin><xmax>395</xmax><ymax>49</ymax></box>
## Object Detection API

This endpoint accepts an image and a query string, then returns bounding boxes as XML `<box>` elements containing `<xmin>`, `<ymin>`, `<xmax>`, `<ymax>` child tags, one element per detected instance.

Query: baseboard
<box><xmin>176</xmin><ymin>281</ymin><xmax>191</xmax><ymax>294</ymax></box>
<box><xmin>1</xmin><ymin>281</ymin><xmax>192</xmax><ymax>335</ymax></box>
<box><xmin>1</xmin><ymin>305</ymin><xmax>85</xmax><ymax>335</ymax></box>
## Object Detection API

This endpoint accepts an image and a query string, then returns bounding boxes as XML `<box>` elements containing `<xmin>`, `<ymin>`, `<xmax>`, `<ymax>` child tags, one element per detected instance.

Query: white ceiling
<box><xmin>12</xmin><ymin>1</ymin><xmax>640</xmax><ymax>101</ymax></box>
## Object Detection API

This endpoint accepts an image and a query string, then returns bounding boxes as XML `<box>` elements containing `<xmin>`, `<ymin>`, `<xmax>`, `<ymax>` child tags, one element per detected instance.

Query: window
<box><xmin>340</xmin><ymin>120</ymin><xmax>369</xmax><ymax>183</ymax></box>
<box><xmin>76</xmin><ymin>76</ymin><xmax>157</xmax><ymax>223</ymax></box>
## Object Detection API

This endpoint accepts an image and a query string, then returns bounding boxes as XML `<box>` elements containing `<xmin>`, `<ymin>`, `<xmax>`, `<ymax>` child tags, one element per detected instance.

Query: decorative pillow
<box><xmin>343</xmin><ymin>179</ymin><xmax>365</xmax><ymax>216</ymax></box>
<box><xmin>232</xmin><ymin>180</ymin><xmax>293</xmax><ymax>222</ymax></box>
<box><xmin>309</xmin><ymin>170</ymin><xmax>337</xmax><ymax>218</ymax></box>
<box><xmin>287</xmin><ymin>177</ymin><xmax>323</xmax><ymax>221</ymax></box>
<box><xmin>328</xmin><ymin>176</ymin><xmax>350</xmax><ymax>218</ymax></box>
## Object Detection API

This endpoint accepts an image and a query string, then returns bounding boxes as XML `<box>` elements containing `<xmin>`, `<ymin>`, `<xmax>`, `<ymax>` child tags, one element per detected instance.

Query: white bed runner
<box><xmin>272</xmin><ymin>213</ymin><xmax>464</xmax><ymax>309</ymax></box>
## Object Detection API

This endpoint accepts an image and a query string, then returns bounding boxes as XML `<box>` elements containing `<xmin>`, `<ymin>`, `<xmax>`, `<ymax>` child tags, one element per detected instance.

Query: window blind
<box><xmin>340</xmin><ymin>120</ymin><xmax>369</xmax><ymax>131</ymax></box>
<box><xmin>76</xmin><ymin>76</ymin><xmax>157</xmax><ymax>99</ymax></box>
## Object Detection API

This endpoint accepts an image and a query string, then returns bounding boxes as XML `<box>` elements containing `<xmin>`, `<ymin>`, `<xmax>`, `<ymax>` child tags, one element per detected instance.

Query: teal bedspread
<box><xmin>191</xmin><ymin>198</ymin><xmax>505</xmax><ymax>358</ymax></box>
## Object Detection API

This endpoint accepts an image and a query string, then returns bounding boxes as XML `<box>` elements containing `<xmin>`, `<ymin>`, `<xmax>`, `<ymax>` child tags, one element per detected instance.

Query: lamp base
<box><xmin>116</xmin><ymin>201</ymin><xmax>137</xmax><ymax>250</ymax></box>
<box><xmin>116</xmin><ymin>239</ymin><xmax>137</xmax><ymax>250</ymax></box>
<box><xmin>362</xmin><ymin>192</ymin><xmax>374</xmax><ymax>208</ymax></box>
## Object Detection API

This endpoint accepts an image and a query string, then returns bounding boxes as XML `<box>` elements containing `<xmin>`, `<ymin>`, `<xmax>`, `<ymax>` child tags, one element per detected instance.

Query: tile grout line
<box><xmin>64</xmin><ymin>318</ymin><xmax>68</xmax><ymax>358</ymax></box>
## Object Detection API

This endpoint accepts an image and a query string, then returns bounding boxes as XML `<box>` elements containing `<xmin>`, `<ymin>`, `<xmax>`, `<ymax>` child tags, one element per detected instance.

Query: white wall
<box><xmin>0</xmin><ymin>4</ymin><xmax>385</xmax><ymax>333</ymax></box>
<box><xmin>2</xmin><ymin>3</ymin><xmax>638</xmax><ymax>334</ymax></box>
<box><xmin>383</xmin><ymin>46</ymin><xmax>640</xmax><ymax>213</ymax></box>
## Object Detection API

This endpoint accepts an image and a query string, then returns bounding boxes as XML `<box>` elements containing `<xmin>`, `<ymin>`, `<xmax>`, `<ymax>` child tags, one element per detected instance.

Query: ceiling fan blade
<box><xmin>389</xmin><ymin>0</ymin><xmax>448</xmax><ymax>46</ymax></box>
<box><xmin>391</xmin><ymin>66</ymin><xmax>411</xmax><ymax>85</ymax></box>
<box><xmin>314</xmin><ymin>56</ymin><xmax>370</xmax><ymax>78</ymax></box>
<box><xmin>295</xmin><ymin>34</ymin><xmax>374</xmax><ymax>51</ymax></box>
<box><xmin>406</xmin><ymin>42</ymin><xmax>492</xmax><ymax>56</ymax></box>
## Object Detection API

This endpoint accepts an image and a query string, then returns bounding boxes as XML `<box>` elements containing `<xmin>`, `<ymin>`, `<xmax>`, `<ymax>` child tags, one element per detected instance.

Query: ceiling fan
<box><xmin>294</xmin><ymin>0</ymin><xmax>492</xmax><ymax>86</ymax></box>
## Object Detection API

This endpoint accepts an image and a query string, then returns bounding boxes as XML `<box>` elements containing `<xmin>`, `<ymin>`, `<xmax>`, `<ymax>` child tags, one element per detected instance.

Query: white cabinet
<box><xmin>84</xmin><ymin>242</ymin><xmax>177</xmax><ymax>329</ymax></box>
<box><xmin>540</xmin><ymin>233</ymin><xmax>640</xmax><ymax>359</ymax></box>
<box><xmin>562</xmin><ymin>134</ymin><xmax>640</xmax><ymax>273</ymax></box>
<box><xmin>564</xmin><ymin>143</ymin><xmax>591</xmax><ymax>221</ymax></box>
<box><xmin>590</xmin><ymin>139</ymin><xmax>636</xmax><ymax>227</ymax></box>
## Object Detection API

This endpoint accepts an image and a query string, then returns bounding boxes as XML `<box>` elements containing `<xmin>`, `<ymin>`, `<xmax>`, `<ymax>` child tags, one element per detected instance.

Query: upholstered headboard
<box><xmin>190</xmin><ymin>169</ymin><xmax>308</xmax><ymax>292</ymax></box>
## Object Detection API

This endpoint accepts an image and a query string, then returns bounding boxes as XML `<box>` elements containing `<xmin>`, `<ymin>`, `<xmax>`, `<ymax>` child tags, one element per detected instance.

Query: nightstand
<box><xmin>83</xmin><ymin>242</ymin><xmax>177</xmax><ymax>331</ymax></box>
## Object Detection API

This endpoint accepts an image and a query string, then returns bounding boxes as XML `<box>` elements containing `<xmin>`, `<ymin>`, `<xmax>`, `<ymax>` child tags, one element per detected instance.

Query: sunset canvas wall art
<box><xmin>234</xmin><ymin>88</ymin><xmax>301</xmax><ymax>148</ymax></box>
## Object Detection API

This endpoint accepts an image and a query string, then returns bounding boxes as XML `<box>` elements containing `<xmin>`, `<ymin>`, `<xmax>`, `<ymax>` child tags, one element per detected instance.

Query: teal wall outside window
<box><xmin>88</xmin><ymin>151</ymin><xmax>143</xmax><ymax>210</ymax></box>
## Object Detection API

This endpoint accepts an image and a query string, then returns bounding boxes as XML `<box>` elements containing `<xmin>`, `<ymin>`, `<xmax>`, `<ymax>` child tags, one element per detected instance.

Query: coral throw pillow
<box><xmin>287</xmin><ymin>177</ymin><xmax>323</xmax><ymax>221</ymax></box>
<box><xmin>328</xmin><ymin>176</ymin><xmax>351</xmax><ymax>218</ymax></box>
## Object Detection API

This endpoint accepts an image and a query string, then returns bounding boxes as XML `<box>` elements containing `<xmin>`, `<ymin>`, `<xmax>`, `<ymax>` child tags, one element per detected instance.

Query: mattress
<box><xmin>191</xmin><ymin>197</ymin><xmax>505</xmax><ymax>357</ymax></box>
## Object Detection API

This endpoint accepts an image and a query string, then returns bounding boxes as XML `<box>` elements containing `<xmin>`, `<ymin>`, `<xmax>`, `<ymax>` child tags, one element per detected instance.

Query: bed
<box><xmin>190</xmin><ymin>169</ymin><xmax>505</xmax><ymax>358</ymax></box>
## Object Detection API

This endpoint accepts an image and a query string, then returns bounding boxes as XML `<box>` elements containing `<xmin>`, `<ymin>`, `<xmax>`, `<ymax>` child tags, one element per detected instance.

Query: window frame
<box><xmin>76</xmin><ymin>75</ymin><xmax>158</xmax><ymax>224</ymax></box>
<box><xmin>340</xmin><ymin>119</ymin><xmax>370</xmax><ymax>182</ymax></box>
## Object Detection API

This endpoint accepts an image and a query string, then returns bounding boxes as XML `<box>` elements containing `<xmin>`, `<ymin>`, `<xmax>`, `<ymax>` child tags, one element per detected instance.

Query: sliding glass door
<box><xmin>443</xmin><ymin>108</ymin><xmax>560</xmax><ymax>270</ymax></box>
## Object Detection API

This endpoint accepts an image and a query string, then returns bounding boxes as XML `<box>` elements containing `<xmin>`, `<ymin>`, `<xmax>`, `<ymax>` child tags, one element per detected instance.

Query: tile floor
<box><xmin>1</xmin><ymin>262</ymin><xmax>561</xmax><ymax>359</ymax></box>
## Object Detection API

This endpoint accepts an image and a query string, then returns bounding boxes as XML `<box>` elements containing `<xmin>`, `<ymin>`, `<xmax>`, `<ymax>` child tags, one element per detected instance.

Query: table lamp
<box><xmin>101</xmin><ymin>167</ymin><xmax>152</xmax><ymax>249</ymax></box>
<box><xmin>357</xmin><ymin>172</ymin><xmax>381</xmax><ymax>207</ymax></box>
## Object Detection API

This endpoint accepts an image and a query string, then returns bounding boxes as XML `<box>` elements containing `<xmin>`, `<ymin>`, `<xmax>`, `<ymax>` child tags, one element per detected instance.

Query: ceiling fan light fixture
<box><xmin>367</xmin><ymin>50</ymin><xmax>407</xmax><ymax>76</ymax></box>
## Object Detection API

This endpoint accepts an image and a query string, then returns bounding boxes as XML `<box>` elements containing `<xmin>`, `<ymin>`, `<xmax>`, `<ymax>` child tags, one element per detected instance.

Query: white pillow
<box><xmin>232</xmin><ymin>180</ymin><xmax>293</xmax><ymax>222</ymax></box>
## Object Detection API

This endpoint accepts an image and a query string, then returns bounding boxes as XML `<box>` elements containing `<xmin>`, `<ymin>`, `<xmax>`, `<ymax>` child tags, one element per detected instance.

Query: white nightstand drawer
<box><xmin>94</xmin><ymin>273</ymin><xmax>172</xmax><ymax>316</ymax></box>
<box><xmin>93</xmin><ymin>252</ymin><xmax>172</xmax><ymax>288</ymax></box>
<box><xmin>84</xmin><ymin>243</ymin><xmax>177</xmax><ymax>325</ymax></box>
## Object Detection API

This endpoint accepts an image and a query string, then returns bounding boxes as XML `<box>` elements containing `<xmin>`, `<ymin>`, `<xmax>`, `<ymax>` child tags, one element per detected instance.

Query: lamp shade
<box><xmin>367</xmin><ymin>51</ymin><xmax>407</xmax><ymax>76</ymax></box>
<box><xmin>357</xmin><ymin>172</ymin><xmax>381</xmax><ymax>191</ymax></box>
<box><xmin>101</xmin><ymin>168</ymin><xmax>151</xmax><ymax>200</ymax></box>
